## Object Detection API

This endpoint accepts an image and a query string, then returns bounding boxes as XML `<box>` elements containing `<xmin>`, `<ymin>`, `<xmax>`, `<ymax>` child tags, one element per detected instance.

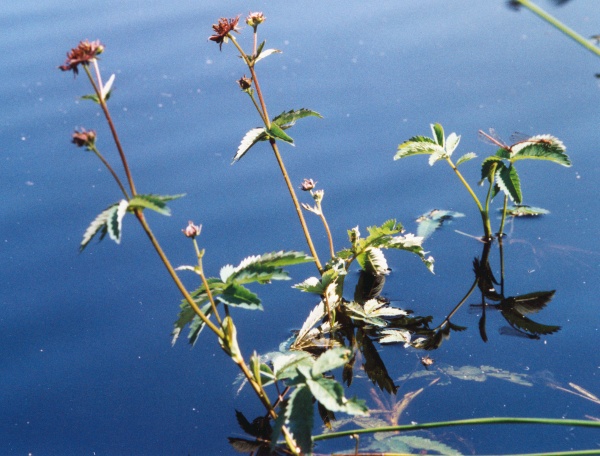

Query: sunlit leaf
<box><xmin>456</xmin><ymin>152</ymin><xmax>477</xmax><ymax>167</ymax></box>
<box><xmin>107</xmin><ymin>199</ymin><xmax>129</xmax><ymax>243</ymax></box>
<box><xmin>356</xmin><ymin>247</ymin><xmax>389</xmax><ymax>275</ymax></box>
<box><xmin>344</xmin><ymin>299</ymin><xmax>407</xmax><ymax>327</ymax></box>
<box><xmin>510</xmin><ymin>135</ymin><xmax>571</xmax><ymax>167</ymax></box>
<box><xmin>220</xmin><ymin>251</ymin><xmax>313</xmax><ymax>284</ymax></box>
<box><xmin>219</xmin><ymin>316</ymin><xmax>242</xmax><ymax>361</ymax></box>
<box><xmin>271</xmin><ymin>351</ymin><xmax>314</xmax><ymax>381</ymax></box>
<box><xmin>416</xmin><ymin>209</ymin><xmax>465</xmax><ymax>240</ymax></box>
<box><xmin>379</xmin><ymin>328</ymin><xmax>411</xmax><ymax>344</ymax></box>
<box><xmin>293</xmin><ymin>276</ymin><xmax>324</xmax><ymax>294</ymax></box>
<box><xmin>445</xmin><ymin>132</ymin><xmax>461</xmax><ymax>155</ymax></box>
<box><xmin>395</xmin><ymin>139</ymin><xmax>444</xmax><ymax>160</ymax></box>
<box><xmin>283</xmin><ymin>386</ymin><xmax>314</xmax><ymax>454</ymax></box>
<box><xmin>80</xmin><ymin>203</ymin><xmax>119</xmax><ymax>251</ymax></box>
<box><xmin>294</xmin><ymin>301</ymin><xmax>325</xmax><ymax>346</ymax></box>
<box><xmin>232</xmin><ymin>127</ymin><xmax>267</xmax><ymax>163</ymax></box>
<box><xmin>254</xmin><ymin>48</ymin><xmax>282</xmax><ymax>64</ymax></box>
<box><xmin>496</xmin><ymin>165</ymin><xmax>522</xmax><ymax>204</ymax></box>
<box><xmin>101</xmin><ymin>73</ymin><xmax>115</xmax><ymax>101</ymax></box>
<box><xmin>431</xmin><ymin>123</ymin><xmax>445</xmax><ymax>146</ymax></box>
<box><xmin>312</xmin><ymin>347</ymin><xmax>352</xmax><ymax>377</ymax></box>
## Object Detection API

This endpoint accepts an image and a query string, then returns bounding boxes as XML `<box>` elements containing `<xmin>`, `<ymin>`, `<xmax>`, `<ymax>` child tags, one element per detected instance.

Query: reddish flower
<box><xmin>71</xmin><ymin>128</ymin><xmax>97</xmax><ymax>149</ymax></box>
<box><xmin>209</xmin><ymin>16</ymin><xmax>241</xmax><ymax>50</ymax></box>
<box><xmin>59</xmin><ymin>39</ymin><xmax>104</xmax><ymax>75</ymax></box>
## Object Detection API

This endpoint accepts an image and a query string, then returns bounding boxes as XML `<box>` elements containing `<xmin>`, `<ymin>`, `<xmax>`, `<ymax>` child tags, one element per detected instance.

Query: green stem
<box><xmin>133</xmin><ymin>210</ymin><xmax>224</xmax><ymax>339</ymax></box>
<box><xmin>192</xmin><ymin>239</ymin><xmax>222</xmax><ymax>325</ymax></box>
<box><xmin>445</xmin><ymin>157</ymin><xmax>493</xmax><ymax>241</ymax></box>
<box><xmin>498</xmin><ymin>194</ymin><xmax>509</xmax><ymax>237</ymax></box>
<box><xmin>516</xmin><ymin>0</ymin><xmax>600</xmax><ymax>58</ymax></box>
<box><xmin>269</xmin><ymin>140</ymin><xmax>323</xmax><ymax>273</ymax></box>
<box><xmin>313</xmin><ymin>417</ymin><xmax>600</xmax><ymax>442</ymax></box>
<box><xmin>319</xmin><ymin>212</ymin><xmax>335</xmax><ymax>259</ymax></box>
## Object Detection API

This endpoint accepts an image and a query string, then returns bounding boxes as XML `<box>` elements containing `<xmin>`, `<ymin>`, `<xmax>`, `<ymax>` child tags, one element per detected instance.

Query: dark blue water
<box><xmin>2</xmin><ymin>1</ymin><xmax>599</xmax><ymax>454</ymax></box>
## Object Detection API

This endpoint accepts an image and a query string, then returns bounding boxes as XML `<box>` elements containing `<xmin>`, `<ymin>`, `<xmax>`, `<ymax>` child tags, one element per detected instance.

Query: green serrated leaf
<box><xmin>456</xmin><ymin>152</ymin><xmax>477</xmax><ymax>167</ymax></box>
<box><xmin>445</xmin><ymin>132</ymin><xmax>461</xmax><ymax>155</ymax></box>
<box><xmin>107</xmin><ymin>199</ymin><xmax>129</xmax><ymax>243</ymax></box>
<box><xmin>272</xmin><ymin>351</ymin><xmax>314</xmax><ymax>381</ymax></box>
<box><xmin>272</xmin><ymin>109</ymin><xmax>323</xmax><ymax>127</ymax></box>
<box><xmin>80</xmin><ymin>202</ymin><xmax>120</xmax><ymax>251</ymax></box>
<box><xmin>266</xmin><ymin>123</ymin><xmax>294</xmax><ymax>144</ymax></box>
<box><xmin>480</xmin><ymin>156</ymin><xmax>503</xmax><ymax>183</ymax></box>
<box><xmin>285</xmin><ymin>386</ymin><xmax>314</xmax><ymax>454</ymax></box>
<box><xmin>510</xmin><ymin>135</ymin><xmax>571</xmax><ymax>167</ymax></box>
<box><xmin>356</xmin><ymin>247</ymin><xmax>388</xmax><ymax>275</ymax></box>
<box><xmin>219</xmin><ymin>283</ymin><xmax>262</xmax><ymax>310</ymax></box>
<box><xmin>232</xmin><ymin>127</ymin><xmax>267</xmax><ymax>163</ymax></box>
<box><xmin>220</xmin><ymin>251</ymin><xmax>313</xmax><ymax>284</ymax></box>
<box><xmin>496</xmin><ymin>165</ymin><xmax>522</xmax><ymax>204</ymax></box>
<box><xmin>219</xmin><ymin>316</ymin><xmax>242</xmax><ymax>361</ymax></box>
<box><xmin>431</xmin><ymin>123</ymin><xmax>445</xmax><ymax>147</ymax></box>
<box><xmin>128</xmin><ymin>193</ymin><xmax>185</xmax><ymax>216</ymax></box>
<box><xmin>312</xmin><ymin>347</ymin><xmax>352</xmax><ymax>377</ymax></box>
<box><xmin>395</xmin><ymin>140</ymin><xmax>444</xmax><ymax>161</ymax></box>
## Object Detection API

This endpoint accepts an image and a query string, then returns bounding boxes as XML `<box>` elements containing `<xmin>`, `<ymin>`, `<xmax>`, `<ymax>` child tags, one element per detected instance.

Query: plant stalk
<box><xmin>515</xmin><ymin>0</ymin><xmax>600</xmax><ymax>58</ymax></box>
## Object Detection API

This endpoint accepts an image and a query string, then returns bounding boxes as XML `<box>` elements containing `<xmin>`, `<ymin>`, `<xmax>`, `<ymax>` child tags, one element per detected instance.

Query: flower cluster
<box><xmin>59</xmin><ymin>39</ymin><xmax>104</xmax><ymax>75</ymax></box>
<box><xmin>208</xmin><ymin>16</ymin><xmax>241</xmax><ymax>50</ymax></box>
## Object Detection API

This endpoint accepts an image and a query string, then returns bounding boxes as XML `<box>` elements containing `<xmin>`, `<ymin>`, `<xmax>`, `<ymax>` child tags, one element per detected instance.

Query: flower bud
<box><xmin>183</xmin><ymin>221</ymin><xmax>202</xmax><ymax>238</ymax></box>
<box><xmin>246</xmin><ymin>12</ymin><xmax>265</xmax><ymax>28</ymax></box>
<box><xmin>299</xmin><ymin>178</ymin><xmax>316</xmax><ymax>191</ymax></box>
<box><xmin>237</xmin><ymin>75</ymin><xmax>252</xmax><ymax>91</ymax></box>
<box><xmin>72</xmin><ymin>128</ymin><xmax>96</xmax><ymax>149</ymax></box>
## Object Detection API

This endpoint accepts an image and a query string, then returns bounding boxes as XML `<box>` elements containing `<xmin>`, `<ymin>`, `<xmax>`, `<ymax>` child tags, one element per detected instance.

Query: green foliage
<box><xmin>395</xmin><ymin>123</ymin><xmax>461</xmax><ymax>166</ymax></box>
<box><xmin>504</xmin><ymin>205</ymin><xmax>550</xmax><ymax>216</ymax></box>
<box><xmin>232</xmin><ymin>109</ymin><xmax>322</xmax><ymax>163</ymax></box>
<box><xmin>270</xmin><ymin>348</ymin><xmax>368</xmax><ymax>454</ymax></box>
<box><xmin>495</xmin><ymin>163</ymin><xmax>522</xmax><ymax>204</ymax></box>
<box><xmin>172</xmin><ymin>251</ymin><xmax>312</xmax><ymax>345</ymax></box>
<box><xmin>344</xmin><ymin>299</ymin><xmax>408</xmax><ymax>328</ymax></box>
<box><xmin>455</xmin><ymin>152</ymin><xmax>477</xmax><ymax>167</ymax></box>
<box><xmin>80</xmin><ymin>194</ymin><xmax>184</xmax><ymax>251</ymax></box>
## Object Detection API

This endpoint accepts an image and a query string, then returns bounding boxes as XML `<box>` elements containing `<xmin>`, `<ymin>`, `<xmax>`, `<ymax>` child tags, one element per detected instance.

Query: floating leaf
<box><xmin>232</xmin><ymin>127</ymin><xmax>267</xmax><ymax>163</ymax></box>
<box><xmin>379</xmin><ymin>328</ymin><xmax>412</xmax><ymax>345</ymax></box>
<box><xmin>455</xmin><ymin>152</ymin><xmax>477</xmax><ymax>167</ymax></box>
<box><xmin>505</xmin><ymin>205</ymin><xmax>550</xmax><ymax>217</ymax></box>
<box><xmin>344</xmin><ymin>299</ymin><xmax>407</xmax><ymax>327</ymax></box>
<box><xmin>416</xmin><ymin>209</ymin><xmax>465</xmax><ymax>240</ymax></box>
<box><xmin>496</xmin><ymin>165</ymin><xmax>522</xmax><ymax>203</ymax></box>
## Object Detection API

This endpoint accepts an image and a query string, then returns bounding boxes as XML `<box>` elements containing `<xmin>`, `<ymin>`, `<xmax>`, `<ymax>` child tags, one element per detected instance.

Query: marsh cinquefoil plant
<box><xmin>59</xmin><ymin>14</ymin><xmax>436</xmax><ymax>455</ymax></box>
<box><xmin>59</xmin><ymin>14</ymin><xmax>598</xmax><ymax>456</ymax></box>
<box><xmin>395</xmin><ymin>123</ymin><xmax>571</xmax><ymax>241</ymax></box>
